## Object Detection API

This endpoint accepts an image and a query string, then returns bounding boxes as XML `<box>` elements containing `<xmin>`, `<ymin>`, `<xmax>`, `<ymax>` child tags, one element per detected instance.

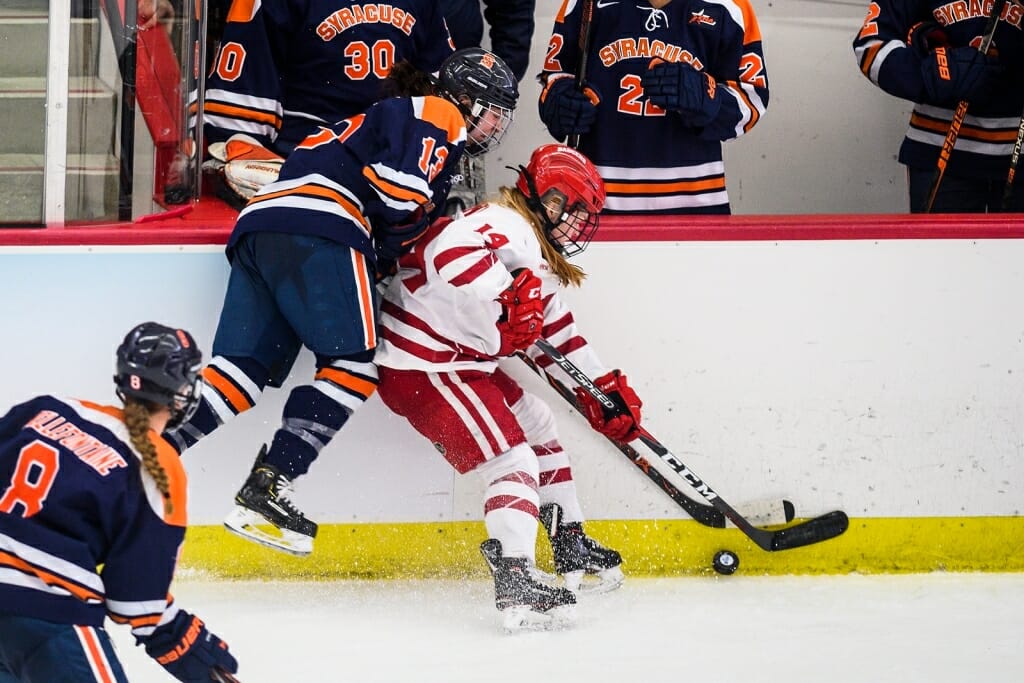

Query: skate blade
<box><xmin>528</xmin><ymin>566</ymin><xmax>559</xmax><ymax>586</ymax></box>
<box><xmin>223</xmin><ymin>506</ymin><xmax>313</xmax><ymax>557</ymax></box>
<box><xmin>563</xmin><ymin>566</ymin><xmax>625</xmax><ymax>595</ymax></box>
<box><xmin>501</xmin><ymin>604</ymin><xmax>576</xmax><ymax>633</ymax></box>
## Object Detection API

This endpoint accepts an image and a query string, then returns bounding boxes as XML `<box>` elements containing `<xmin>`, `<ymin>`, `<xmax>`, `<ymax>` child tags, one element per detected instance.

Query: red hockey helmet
<box><xmin>515</xmin><ymin>144</ymin><xmax>605</xmax><ymax>257</ymax></box>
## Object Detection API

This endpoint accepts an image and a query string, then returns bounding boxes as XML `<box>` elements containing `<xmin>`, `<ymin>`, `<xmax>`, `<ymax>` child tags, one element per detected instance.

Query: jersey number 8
<box><xmin>0</xmin><ymin>441</ymin><xmax>60</xmax><ymax>518</ymax></box>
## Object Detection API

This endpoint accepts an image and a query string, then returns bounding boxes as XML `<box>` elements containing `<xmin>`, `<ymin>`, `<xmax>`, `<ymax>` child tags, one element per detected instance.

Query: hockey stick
<box><xmin>1001</xmin><ymin>110</ymin><xmax>1024</xmax><ymax>209</ymax></box>
<box><xmin>99</xmin><ymin>0</ymin><xmax>138</xmax><ymax>220</ymax></box>
<box><xmin>517</xmin><ymin>351</ymin><xmax>794</xmax><ymax>528</ymax></box>
<box><xmin>921</xmin><ymin>0</ymin><xmax>1006</xmax><ymax>212</ymax></box>
<box><xmin>532</xmin><ymin>339</ymin><xmax>849</xmax><ymax>552</ymax></box>
<box><xmin>567</xmin><ymin>0</ymin><xmax>595</xmax><ymax>149</ymax></box>
<box><xmin>211</xmin><ymin>668</ymin><xmax>241</xmax><ymax>682</ymax></box>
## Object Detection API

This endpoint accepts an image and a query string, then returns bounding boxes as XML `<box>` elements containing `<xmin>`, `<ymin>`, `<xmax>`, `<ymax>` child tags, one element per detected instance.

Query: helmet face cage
<box><xmin>539</xmin><ymin>189</ymin><xmax>601</xmax><ymax>258</ymax></box>
<box><xmin>113</xmin><ymin>322</ymin><xmax>203</xmax><ymax>433</ymax></box>
<box><xmin>515</xmin><ymin>144</ymin><xmax>606</xmax><ymax>257</ymax></box>
<box><xmin>165</xmin><ymin>377</ymin><xmax>202</xmax><ymax>432</ymax></box>
<box><xmin>439</xmin><ymin>48</ymin><xmax>518</xmax><ymax>158</ymax></box>
<box><xmin>464</xmin><ymin>100</ymin><xmax>515</xmax><ymax>157</ymax></box>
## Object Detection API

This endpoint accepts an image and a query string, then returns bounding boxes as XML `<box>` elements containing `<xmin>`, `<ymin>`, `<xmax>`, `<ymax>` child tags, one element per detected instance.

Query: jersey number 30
<box><xmin>0</xmin><ymin>441</ymin><xmax>60</xmax><ymax>518</ymax></box>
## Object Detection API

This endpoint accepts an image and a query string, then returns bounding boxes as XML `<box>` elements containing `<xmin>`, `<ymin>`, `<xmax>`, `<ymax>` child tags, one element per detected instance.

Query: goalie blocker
<box><xmin>203</xmin><ymin>134</ymin><xmax>285</xmax><ymax>209</ymax></box>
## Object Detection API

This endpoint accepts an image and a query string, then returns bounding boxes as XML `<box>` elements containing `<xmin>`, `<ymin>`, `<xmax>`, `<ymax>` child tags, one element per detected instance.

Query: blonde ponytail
<box><xmin>496</xmin><ymin>187</ymin><xmax>587</xmax><ymax>288</ymax></box>
<box><xmin>123</xmin><ymin>400</ymin><xmax>172</xmax><ymax>515</ymax></box>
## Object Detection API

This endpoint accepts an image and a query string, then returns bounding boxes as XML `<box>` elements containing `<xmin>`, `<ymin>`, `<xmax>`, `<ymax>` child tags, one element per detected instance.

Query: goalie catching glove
<box><xmin>495</xmin><ymin>268</ymin><xmax>544</xmax><ymax>356</ymax></box>
<box><xmin>203</xmin><ymin>133</ymin><xmax>284</xmax><ymax>208</ymax></box>
<box><xmin>142</xmin><ymin>609</ymin><xmax>239</xmax><ymax>682</ymax></box>
<box><xmin>575</xmin><ymin>370</ymin><xmax>643</xmax><ymax>443</ymax></box>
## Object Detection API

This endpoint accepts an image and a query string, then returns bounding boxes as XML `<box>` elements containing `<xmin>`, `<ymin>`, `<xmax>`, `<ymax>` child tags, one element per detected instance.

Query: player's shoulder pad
<box><xmin>72</xmin><ymin>399</ymin><xmax>188</xmax><ymax>527</ymax></box>
<box><xmin>150</xmin><ymin>433</ymin><xmax>188</xmax><ymax>527</ymax></box>
<box><xmin>702</xmin><ymin>0</ymin><xmax>763</xmax><ymax>40</ymax></box>
<box><xmin>227</xmin><ymin>0</ymin><xmax>260</xmax><ymax>22</ymax></box>
<box><xmin>411</xmin><ymin>96</ymin><xmax>468</xmax><ymax>147</ymax></box>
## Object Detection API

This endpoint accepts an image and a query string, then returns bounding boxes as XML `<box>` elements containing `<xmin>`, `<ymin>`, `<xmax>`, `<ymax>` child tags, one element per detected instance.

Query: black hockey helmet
<box><xmin>114</xmin><ymin>322</ymin><xmax>203</xmax><ymax>432</ymax></box>
<box><xmin>437</xmin><ymin>48</ymin><xmax>518</xmax><ymax>157</ymax></box>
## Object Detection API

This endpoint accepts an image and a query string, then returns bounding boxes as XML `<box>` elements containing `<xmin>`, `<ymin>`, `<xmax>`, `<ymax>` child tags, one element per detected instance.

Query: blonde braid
<box><xmin>496</xmin><ymin>187</ymin><xmax>587</xmax><ymax>288</ymax></box>
<box><xmin>123</xmin><ymin>399</ymin><xmax>173</xmax><ymax>515</ymax></box>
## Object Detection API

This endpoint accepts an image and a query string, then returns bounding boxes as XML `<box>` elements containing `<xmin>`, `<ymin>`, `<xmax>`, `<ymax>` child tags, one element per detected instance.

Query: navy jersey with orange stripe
<box><xmin>204</xmin><ymin>0</ymin><xmax>455</xmax><ymax>151</ymax></box>
<box><xmin>540</xmin><ymin>0</ymin><xmax>769</xmax><ymax>214</ymax></box>
<box><xmin>0</xmin><ymin>396</ymin><xmax>185</xmax><ymax>638</ymax></box>
<box><xmin>853</xmin><ymin>0</ymin><xmax>1024</xmax><ymax>178</ymax></box>
<box><xmin>228</xmin><ymin>95</ymin><xmax>467</xmax><ymax>262</ymax></box>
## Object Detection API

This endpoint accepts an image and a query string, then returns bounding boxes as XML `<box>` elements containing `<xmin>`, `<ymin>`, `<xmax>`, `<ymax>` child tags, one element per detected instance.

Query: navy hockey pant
<box><xmin>908</xmin><ymin>167</ymin><xmax>1024</xmax><ymax>213</ymax></box>
<box><xmin>0</xmin><ymin>614</ymin><xmax>128</xmax><ymax>682</ymax></box>
<box><xmin>178</xmin><ymin>231</ymin><xmax>380</xmax><ymax>477</ymax></box>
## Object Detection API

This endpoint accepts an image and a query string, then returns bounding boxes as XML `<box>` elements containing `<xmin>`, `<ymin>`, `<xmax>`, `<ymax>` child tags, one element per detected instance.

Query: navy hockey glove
<box><xmin>920</xmin><ymin>46</ymin><xmax>1001</xmax><ymax>106</ymax></box>
<box><xmin>539</xmin><ymin>77</ymin><xmax>601</xmax><ymax>141</ymax></box>
<box><xmin>143</xmin><ymin>610</ymin><xmax>238</xmax><ymax>683</ymax></box>
<box><xmin>641</xmin><ymin>58</ymin><xmax>722</xmax><ymax>128</ymax></box>
<box><xmin>375</xmin><ymin>207</ymin><xmax>433</xmax><ymax>263</ymax></box>
<box><xmin>906</xmin><ymin>21</ymin><xmax>948</xmax><ymax>57</ymax></box>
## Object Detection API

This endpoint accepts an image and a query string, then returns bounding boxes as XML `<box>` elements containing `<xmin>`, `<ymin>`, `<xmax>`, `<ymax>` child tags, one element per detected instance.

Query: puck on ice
<box><xmin>712</xmin><ymin>550</ymin><xmax>739</xmax><ymax>575</ymax></box>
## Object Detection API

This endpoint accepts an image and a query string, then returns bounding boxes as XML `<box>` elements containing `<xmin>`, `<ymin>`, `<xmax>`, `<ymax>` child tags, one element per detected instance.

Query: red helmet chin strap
<box><xmin>511</xmin><ymin>164</ymin><xmax>567</xmax><ymax>253</ymax></box>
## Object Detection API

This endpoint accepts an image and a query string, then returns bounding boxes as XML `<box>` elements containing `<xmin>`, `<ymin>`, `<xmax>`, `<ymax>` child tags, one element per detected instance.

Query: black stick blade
<box><xmin>769</xmin><ymin>510</ymin><xmax>849</xmax><ymax>551</ymax></box>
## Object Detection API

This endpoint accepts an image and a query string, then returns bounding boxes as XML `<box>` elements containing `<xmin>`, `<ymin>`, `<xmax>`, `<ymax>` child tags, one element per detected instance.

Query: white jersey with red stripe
<box><xmin>375</xmin><ymin>202</ymin><xmax>609</xmax><ymax>379</ymax></box>
<box><xmin>0</xmin><ymin>396</ymin><xmax>185</xmax><ymax>637</ymax></box>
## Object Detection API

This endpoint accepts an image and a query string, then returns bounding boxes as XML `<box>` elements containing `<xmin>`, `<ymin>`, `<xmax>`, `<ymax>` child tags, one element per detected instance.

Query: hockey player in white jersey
<box><xmin>375</xmin><ymin>144</ymin><xmax>644</xmax><ymax>631</ymax></box>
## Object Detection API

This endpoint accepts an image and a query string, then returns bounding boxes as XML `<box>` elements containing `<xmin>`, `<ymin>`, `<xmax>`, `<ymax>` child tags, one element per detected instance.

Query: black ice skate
<box><xmin>539</xmin><ymin>503</ymin><xmax>625</xmax><ymax>593</ymax></box>
<box><xmin>223</xmin><ymin>445</ymin><xmax>318</xmax><ymax>556</ymax></box>
<box><xmin>480</xmin><ymin>539</ymin><xmax>576</xmax><ymax>632</ymax></box>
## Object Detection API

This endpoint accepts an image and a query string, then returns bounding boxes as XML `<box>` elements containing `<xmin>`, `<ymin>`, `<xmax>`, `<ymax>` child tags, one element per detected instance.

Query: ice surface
<box><xmin>107</xmin><ymin>574</ymin><xmax>1024</xmax><ymax>682</ymax></box>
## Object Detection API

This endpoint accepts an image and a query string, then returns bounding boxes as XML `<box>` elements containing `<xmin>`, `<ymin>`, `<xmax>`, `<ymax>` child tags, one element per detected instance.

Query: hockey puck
<box><xmin>712</xmin><ymin>550</ymin><xmax>739</xmax><ymax>575</ymax></box>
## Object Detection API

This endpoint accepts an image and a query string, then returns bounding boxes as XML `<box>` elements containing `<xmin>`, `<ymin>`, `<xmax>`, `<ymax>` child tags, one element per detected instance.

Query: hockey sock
<box><xmin>503</xmin><ymin>392</ymin><xmax>586</xmax><ymax>524</ymax></box>
<box><xmin>476</xmin><ymin>444</ymin><xmax>540</xmax><ymax>561</ymax></box>
<box><xmin>263</xmin><ymin>357</ymin><xmax>378</xmax><ymax>479</ymax></box>
<box><xmin>165</xmin><ymin>355</ymin><xmax>266</xmax><ymax>453</ymax></box>
<box><xmin>534</xmin><ymin>441</ymin><xmax>584</xmax><ymax>524</ymax></box>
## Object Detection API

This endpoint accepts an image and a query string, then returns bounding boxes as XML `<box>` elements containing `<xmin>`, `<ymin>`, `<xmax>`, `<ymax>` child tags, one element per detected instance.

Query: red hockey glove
<box><xmin>143</xmin><ymin>610</ymin><xmax>238</xmax><ymax>683</ymax></box>
<box><xmin>495</xmin><ymin>268</ymin><xmax>544</xmax><ymax>355</ymax></box>
<box><xmin>641</xmin><ymin>58</ymin><xmax>721</xmax><ymax>128</ymax></box>
<box><xmin>920</xmin><ymin>46</ymin><xmax>1002</xmax><ymax>107</ymax></box>
<box><xmin>575</xmin><ymin>370</ymin><xmax>643</xmax><ymax>443</ymax></box>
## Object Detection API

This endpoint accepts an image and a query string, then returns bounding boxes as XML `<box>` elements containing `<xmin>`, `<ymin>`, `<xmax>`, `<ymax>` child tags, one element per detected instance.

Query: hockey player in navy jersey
<box><xmin>168</xmin><ymin>48</ymin><xmax>518</xmax><ymax>556</ymax></box>
<box><xmin>538</xmin><ymin>0</ymin><xmax>769</xmax><ymax>214</ymax></box>
<box><xmin>375</xmin><ymin>145</ymin><xmax>636</xmax><ymax>631</ymax></box>
<box><xmin>202</xmin><ymin>0</ymin><xmax>457</xmax><ymax>206</ymax></box>
<box><xmin>441</xmin><ymin>0</ymin><xmax>536</xmax><ymax>82</ymax></box>
<box><xmin>205</xmin><ymin>0</ymin><xmax>455</xmax><ymax>153</ymax></box>
<box><xmin>0</xmin><ymin>322</ymin><xmax>240</xmax><ymax>682</ymax></box>
<box><xmin>853</xmin><ymin>0</ymin><xmax>1024</xmax><ymax>212</ymax></box>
